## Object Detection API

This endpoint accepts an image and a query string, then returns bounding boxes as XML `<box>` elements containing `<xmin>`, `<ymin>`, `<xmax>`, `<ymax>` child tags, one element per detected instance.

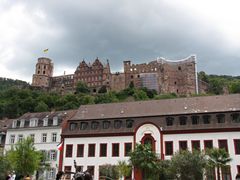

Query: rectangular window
<box><xmin>30</xmin><ymin>119</ymin><xmax>38</xmax><ymax>127</ymax></box>
<box><xmin>18</xmin><ymin>135</ymin><xmax>23</xmax><ymax>142</ymax></box>
<box><xmin>88</xmin><ymin>144</ymin><xmax>95</xmax><ymax>157</ymax></box>
<box><xmin>237</xmin><ymin>165</ymin><xmax>240</xmax><ymax>174</ymax></box>
<box><xmin>191</xmin><ymin>116</ymin><xmax>199</xmax><ymax>125</ymax></box>
<box><xmin>204</xmin><ymin>140</ymin><xmax>213</xmax><ymax>150</ymax></box>
<box><xmin>20</xmin><ymin>119</ymin><xmax>25</xmax><ymax>127</ymax></box>
<box><xmin>232</xmin><ymin>113</ymin><xmax>240</xmax><ymax>123</ymax></box>
<box><xmin>179</xmin><ymin>141</ymin><xmax>188</xmax><ymax>151</ymax></box>
<box><xmin>48</xmin><ymin>168</ymin><xmax>56</xmax><ymax>179</ymax></box>
<box><xmin>64</xmin><ymin>166</ymin><xmax>71</xmax><ymax>179</ymax></box>
<box><xmin>77</xmin><ymin>144</ymin><xmax>84</xmax><ymax>157</ymax></box>
<box><xmin>65</xmin><ymin>144</ymin><xmax>73</xmax><ymax>157</ymax></box>
<box><xmin>217</xmin><ymin>114</ymin><xmax>225</xmax><ymax>123</ymax></box>
<box><xmin>53</xmin><ymin>117</ymin><xmax>58</xmax><ymax>126</ymax></box>
<box><xmin>221</xmin><ymin>165</ymin><xmax>231</xmax><ymax>180</ymax></box>
<box><xmin>52</xmin><ymin>133</ymin><xmax>57</xmax><ymax>142</ymax></box>
<box><xmin>50</xmin><ymin>150</ymin><xmax>57</xmax><ymax>161</ymax></box>
<box><xmin>165</xmin><ymin>141</ymin><xmax>173</xmax><ymax>155</ymax></box>
<box><xmin>42</xmin><ymin>133</ymin><xmax>47</xmax><ymax>142</ymax></box>
<box><xmin>234</xmin><ymin>139</ymin><xmax>240</xmax><ymax>154</ymax></box>
<box><xmin>30</xmin><ymin>134</ymin><xmax>35</xmax><ymax>143</ymax></box>
<box><xmin>12</xmin><ymin>120</ymin><xmax>17</xmax><ymax>128</ymax></box>
<box><xmin>112</xmin><ymin>143</ymin><xmax>119</xmax><ymax>157</ymax></box>
<box><xmin>203</xmin><ymin>115</ymin><xmax>211</xmax><ymax>124</ymax></box>
<box><xmin>124</xmin><ymin>143</ymin><xmax>132</xmax><ymax>156</ymax></box>
<box><xmin>10</xmin><ymin>135</ymin><xmax>15</xmax><ymax>144</ymax></box>
<box><xmin>166</xmin><ymin>117</ymin><xmax>174</xmax><ymax>126</ymax></box>
<box><xmin>87</xmin><ymin>166</ymin><xmax>95</xmax><ymax>176</ymax></box>
<box><xmin>218</xmin><ymin>140</ymin><xmax>228</xmax><ymax>152</ymax></box>
<box><xmin>192</xmin><ymin>140</ymin><xmax>200</xmax><ymax>151</ymax></box>
<box><xmin>43</xmin><ymin>118</ymin><xmax>48</xmax><ymax>126</ymax></box>
<box><xmin>100</xmin><ymin>144</ymin><xmax>107</xmax><ymax>157</ymax></box>
<box><xmin>179</xmin><ymin>116</ymin><xmax>187</xmax><ymax>125</ymax></box>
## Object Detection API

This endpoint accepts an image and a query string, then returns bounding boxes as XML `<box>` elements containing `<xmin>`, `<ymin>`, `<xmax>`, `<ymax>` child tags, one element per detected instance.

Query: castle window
<box><xmin>43</xmin><ymin>71</ymin><xmax>45</xmax><ymax>74</ymax></box>
<box><xmin>178</xmin><ymin>66</ymin><xmax>181</xmax><ymax>71</ymax></box>
<box><xmin>131</xmin><ymin>75</ymin><xmax>134</xmax><ymax>79</ymax></box>
<box><xmin>217</xmin><ymin>114</ymin><xmax>225</xmax><ymax>123</ymax></box>
<box><xmin>126</xmin><ymin>119</ymin><xmax>134</xmax><ymax>128</ymax></box>
<box><xmin>137</xmin><ymin>75</ymin><xmax>140</xmax><ymax>78</ymax></box>
<box><xmin>179</xmin><ymin>116</ymin><xmax>187</xmax><ymax>125</ymax></box>
<box><xmin>80</xmin><ymin>122</ymin><xmax>88</xmax><ymax>130</ymax></box>
<box><xmin>103</xmin><ymin>121</ymin><xmax>110</xmax><ymax>129</ymax></box>
<box><xmin>38</xmin><ymin>71</ymin><xmax>40</xmax><ymax>74</ymax></box>
<box><xmin>166</xmin><ymin>117</ymin><xmax>174</xmax><ymax>126</ymax></box>
<box><xmin>114</xmin><ymin>120</ymin><xmax>122</xmax><ymax>129</ymax></box>
<box><xmin>44</xmin><ymin>65</ymin><xmax>46</xmax><ymax>69</ymax></box>
<box><xmin>202</xmin><ymin>115</ymin><xmax>211</xmax><ymax>124</ymax></box>
<box><xmin>191</xmin><ymin>116</ymin><xmax>199</xmax><ymax>125</ymax></box>
<box><xmin>231</xmin><ymin>113</ymin><xmax>240</xmax><ymax>123</ymax></box>
<box><xmin>91</xmin><ymin>121</ymin><xmax>99</xmax><ymax>130</ymax></box>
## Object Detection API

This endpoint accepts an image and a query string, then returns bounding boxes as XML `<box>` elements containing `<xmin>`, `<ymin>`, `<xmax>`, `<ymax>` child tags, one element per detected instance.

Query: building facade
<box><xmin>60</xmin><ymin>94</ymin><xmax>240</xmax><ymax>180</ymax></box>
<box><xmin>4</xmin><ymin>110</ymin><xmax>76</xmax><ymax>180</ymax></box>
<box><xmin>32</xmin><ymin>55</ymin><xmax>204</xmax><ymax>95</ymax></box>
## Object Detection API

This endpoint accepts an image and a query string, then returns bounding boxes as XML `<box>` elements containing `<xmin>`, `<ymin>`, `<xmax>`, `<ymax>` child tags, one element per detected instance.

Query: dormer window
<box><xmin>179</xmin><ymin>116</ymin><xmax>187</xmax><ymax>125</ymax></box>
<box><xmin>53</xmin><ymin>117</ymin><xmax>58</xmax><ymax>126</ymax></box>
<box><xmin>191</xmin><ymin>116</ymin><xmax>199</xmax><ymax>125</ymax></box>
<box><xmin>91</xmin><ymin>121</ymin><xmax>99</xmax><ymax>130</ymax></box>
<box><xmin>30</xmin><ymin>118</ymin><xmax>38</xmax><ymax>127</ymax></box>
<box><xmin>231</xmin><ymin>113</ymin><xmax>240</xmax><ymax>123</ymax></box>
<box><xmin>80</xmin><ymin>122</ymin><xmax>88</xmax><ymax>130</ymax></box>
<box><xmin>69</xmin><ymin>123</ymin><xmax>77</xmax><ymax>131</ymax></box>
<box><xmin>126</xmin><ymin>119</ymin><xmax>134</xmax><ymax>128</ymax></box>
<box><xmin>114</xmin><ymin>120</ymin><xmax>122</xmax><ymax>129</ymax></box>
<box><xmin>12</xmin><ymin>120</ymin><xmax>17</xmax><ymax>128</ymax></box>
<box><xmin>43</xmin><ymin>118</ymin><xmax>48</xmax><ymax>126</ymax></box>
<box><xmin>203</xmin><ymin>115</ymin><xmax>211</xmax><ymax>124</ymax></box>
<box><xmin>103</xmin><ymin>121</ymin><xmax>110</xmax><ymax>129</ymax></box>
<box><xmin>217</xmin><ymin>114</ymin><xmax>225</xmax><ymax>123</ymax></box>
<box><xmin>20</xmin><ymin>119</ymin><xmax>25</xmax><ymax>128</ymax></box>
<box><xmin>166</xmin><ymin>117</ymin><xmax>174</xmax><ymax>126</ymax></box>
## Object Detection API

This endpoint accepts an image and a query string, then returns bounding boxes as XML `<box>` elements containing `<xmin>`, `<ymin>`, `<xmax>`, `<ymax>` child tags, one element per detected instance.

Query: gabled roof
<box><xmin>71</xmin><ymin>94</ymin><xmax>240</xmax><ymax>120</ymax></box>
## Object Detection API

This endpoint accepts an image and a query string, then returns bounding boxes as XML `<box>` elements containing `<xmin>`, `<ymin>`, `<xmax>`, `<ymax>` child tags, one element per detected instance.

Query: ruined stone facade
<box><xmin>32</xmin><ymin>55</ymin><xmax>201</xmax><ymax>95</ymax></box>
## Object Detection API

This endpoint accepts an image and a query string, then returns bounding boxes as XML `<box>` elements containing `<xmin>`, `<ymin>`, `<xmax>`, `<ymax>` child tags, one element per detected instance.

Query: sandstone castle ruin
<box><xmin>32</xmin><ymin>55</ymin><xmax>206</xmax><ymax>95</ymax></box>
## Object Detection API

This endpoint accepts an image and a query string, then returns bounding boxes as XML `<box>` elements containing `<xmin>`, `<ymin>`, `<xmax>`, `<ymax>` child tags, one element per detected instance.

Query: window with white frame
<box><xmin>50</xmin><ymin>150</ymin><xmax>57</xmax><ymax>161</ymax></box>
<box><xmin>30</xmin><ymin>118</ymin><xmax>38</xmax><ymax>127</ymax></box>
<box><xmin>30</xmin><ymin>134</ymin><xmax>35</xmax><ymax>143</ymax></box>
<box><xmin>12</xmin><ymin>120</ymin><xmax>17</xmax><ymax>128</ymax></box>
<box><xmin>48</xmin><ymin>168</ymin><xmax>56</xmax><ymax>179</ymax></box>
<box><xmin>10</xmin><ymin>135</ymin><xmax>15</xmax><ymax>144</ymax></box>
<box><xmin>52</xmin><ymin>133</ymin><xmax>57</xmax><ymax>142</ymax></box>
<box><xmin>42</xmin><ymin>133</ymin><xmax>47</xmax><ymax>142</ymax></box>
<box><xmin>53</xmin><ymin>117</ymin><xmax>58</xmax><ymax>126</ymax></box>
<box><xmin>18</xmin><ymin>135</ymin><xmax>23</xmax><ymax>142</ymax></box>
<box><xmin>43</xmin><ymin>118</ymin><xmax>48</xmax><ymax>126</ymax></box>
<box><xmin>20</xmin><ymin>119</ymin><xmax>25</xmax><ymax>127</ymax></box>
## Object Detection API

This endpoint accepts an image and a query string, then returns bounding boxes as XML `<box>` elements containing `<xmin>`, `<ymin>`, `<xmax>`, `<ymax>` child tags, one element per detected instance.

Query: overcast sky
<box><xmin>0</xmin><ymin>0</ymin><xmax>240</xmax><ymax>83</ymax></box>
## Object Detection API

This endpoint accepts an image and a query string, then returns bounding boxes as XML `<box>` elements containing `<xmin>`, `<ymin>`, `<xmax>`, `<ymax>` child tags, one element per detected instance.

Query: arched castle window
<box><xmin>80</xmin><ymin>122</ymin><xmax>88</xmax><ymax>130</ymax></box>
<box><xmin>126</xmin><ymin>119</ymin><xmax>134</xmax><ymax>128</ymax></box>
<box><xmin>91</xmin><ymin>121</ymin><xmax>99</xmax><ymax>130</ymax></box>
<box><xmin>103</xmin><ymin>121</ymin><xmax>110</xmax><ymax>129</ymax></box>
<box><xmin>114</xmin><ymin>120</ymin><xmax>122</xmax><ymax>129</ymax></box>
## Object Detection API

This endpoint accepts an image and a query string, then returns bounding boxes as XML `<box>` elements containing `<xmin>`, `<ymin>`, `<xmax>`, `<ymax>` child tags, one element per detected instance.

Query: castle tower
<box><xmin>32</xmin><ymin>57</ymin><xmax>53</xmax><ymax>88</ymax></box>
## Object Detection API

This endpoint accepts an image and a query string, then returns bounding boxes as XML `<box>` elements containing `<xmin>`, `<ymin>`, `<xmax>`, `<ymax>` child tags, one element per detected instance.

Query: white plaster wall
<box><xmin>5</xmin><ymin>127</ymin><xmax>62</xmax><ymax>179</ymax></box>
<box><xmin>135</xmin><ymin>123</ymin><xmax>161</xmax><ymax>155</ymax></box>
<box><xmin>63</xmin><ymin>136</ymin><xmax>133</xmax><ymax>180</ymax></box>
<box><xmin>163</xmin><ymin>132</ymin><xmax>240</xmax><ymax>178</ymax></box>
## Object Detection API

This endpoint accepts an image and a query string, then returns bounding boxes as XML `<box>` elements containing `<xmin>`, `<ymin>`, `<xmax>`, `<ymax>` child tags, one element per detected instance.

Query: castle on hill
<box><xmin>32</xmin><ymin>55</ymin><xmax>207</xmax><ymax>95</ymax></box>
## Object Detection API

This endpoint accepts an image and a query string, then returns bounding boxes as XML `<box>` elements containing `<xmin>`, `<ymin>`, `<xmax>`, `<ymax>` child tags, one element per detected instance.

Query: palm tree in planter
<box><xmin>206</xmin><ymin>148</ymin><xmax>232</xmax><ymax>180</ymax></box>
<box><xmin>116</xmin><ymin>161</ymin><xmax>131</xmax><ymax>180</ymax></box>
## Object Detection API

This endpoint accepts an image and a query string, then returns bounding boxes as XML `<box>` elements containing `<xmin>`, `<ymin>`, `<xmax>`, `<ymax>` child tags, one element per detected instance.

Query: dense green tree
<box><xmin>206</xmin><ymin>148</ymin><xmax>232</xmax><ymax>180</ymax></box>
<box><xmin>77</xmin><ymin>94</ymin><xmax>95</xmax><ymax>105</ymax></box>
<box><xmin>7</xmin><ymin>137</ymin><xmax>42</xmax><ymax>177</ymax></box>
<box><xmin>129</xmin><ymin>144</ymin><xmax>159</xmax><ymax>180</ymax></box>
<box><xmin>133</xmin><ymin>89</ymin><xmax>149</xmax><ymax>101</ymax></box>
<box><xmin>169</xmin><ymin>150</ymin><xmax>207</xmax><ymax>180</ymax></box>
<box><xmin>228</xmin><ymin>81</ymin><xmax>240</xmax><ymax>93</ymax></box>
<box><xmin>76</xmin><ymin>81</ymin><xmax>90</xmax><ymax>94</ymax></box>
<box><xmin>0</xmin><ymin>155</ymin><xmax>11</xmax><ymax>179</ymax></box>
<box><xmin>198</xmin><ymin>71</ymin><xmax>209</xmax><ymax>83</ymax></box>
<box><xmin>34</xmin><ymin>101</ymin><xmax>49</xmax><ymax>112</ymax></box>
<box><xmin>94</xmin><ymin>92</ymin><xmax>118</xmax><ymax>104</ymax></box>
<box><xmin>208</xmin><ymin>78</ymin><xmax>225</xmax><ymax>95</ymax></box>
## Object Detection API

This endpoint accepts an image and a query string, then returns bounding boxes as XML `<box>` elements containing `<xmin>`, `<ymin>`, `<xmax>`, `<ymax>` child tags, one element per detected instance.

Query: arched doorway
<box><xmin>141</xmin><ymin>133</ymin><xmax>156</xmax><ymax>152</ymax></box>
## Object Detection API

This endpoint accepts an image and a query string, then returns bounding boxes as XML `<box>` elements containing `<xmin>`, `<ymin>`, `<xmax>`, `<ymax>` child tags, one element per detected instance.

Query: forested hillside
<box><xmin>0</xmin><ymin>72</ymin><xmax>240</xmax><ymax>119</ymax></box>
